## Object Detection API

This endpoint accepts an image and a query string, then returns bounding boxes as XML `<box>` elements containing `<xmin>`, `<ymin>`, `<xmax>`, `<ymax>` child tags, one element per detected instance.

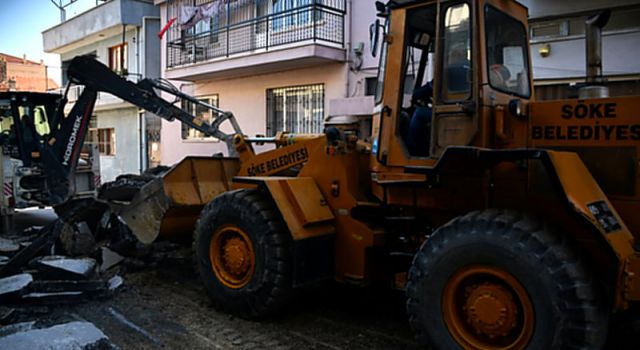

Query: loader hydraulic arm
<box><xmin>43</xmin><ymin>55</ymin><xmax>243</xmax><ymax>204</ymax></box>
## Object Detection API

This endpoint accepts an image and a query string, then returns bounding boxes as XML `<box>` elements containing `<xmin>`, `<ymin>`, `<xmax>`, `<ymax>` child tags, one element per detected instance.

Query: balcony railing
<box><xmin>166</xmin><ymin>0</ymin><xmax>346</xmax><ymax>68</ymax></box>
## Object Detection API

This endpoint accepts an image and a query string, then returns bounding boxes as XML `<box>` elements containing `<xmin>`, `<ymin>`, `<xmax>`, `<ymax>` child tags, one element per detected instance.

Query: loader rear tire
<box><xmin>406</xmin><ymin>209</ymin><xmax>608</xmax><ymax>350</ymax></box>
<box><xmin>193</xmin><ymin>189</ymin><xmax>292</xmax><ymax>319</ymax></box>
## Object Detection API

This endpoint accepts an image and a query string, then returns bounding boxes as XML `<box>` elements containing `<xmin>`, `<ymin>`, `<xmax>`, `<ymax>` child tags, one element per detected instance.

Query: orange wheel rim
<box><xmin>442</xmin><ymin>265</ymin><xmax>534</xmax><ymax>350</ymax></box>
<box><xmin>209</xmin><ymin>224</ymin><xmax>255</xmax><ymax>289</ymax></box>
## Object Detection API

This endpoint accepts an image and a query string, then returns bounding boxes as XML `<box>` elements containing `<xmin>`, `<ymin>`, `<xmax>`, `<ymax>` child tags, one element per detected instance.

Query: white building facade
<box><xmin>519</xmin><ymin>0</ymin><xmax>640</xmax><ymax>99</ymax></box>
<box><xmin>43</xmin><ymin>0</ymin><xmax>162</xmax><ymax>181</ymax></box>
<box><xmin>154</xmin><ymin>0</ymin><xmax>380</xmax><ymax>163</ymax></box>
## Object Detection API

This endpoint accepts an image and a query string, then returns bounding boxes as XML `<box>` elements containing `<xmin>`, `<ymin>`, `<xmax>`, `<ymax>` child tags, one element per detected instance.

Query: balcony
<box><xmin>43</xmin><ymin>0</ymin><xmax>159</xmax><ymax>54</ymax></box>
<box><xmin>165</xmin><ymin>0</ymin><xmax>346</xmax><ymax>81</ymax></box>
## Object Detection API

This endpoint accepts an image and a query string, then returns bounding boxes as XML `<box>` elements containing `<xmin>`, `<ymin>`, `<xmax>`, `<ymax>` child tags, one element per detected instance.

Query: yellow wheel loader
<box><xmin>51</xmin><ymin>1</ymin><xmax>640</xmax><ymax>348</ymax></box>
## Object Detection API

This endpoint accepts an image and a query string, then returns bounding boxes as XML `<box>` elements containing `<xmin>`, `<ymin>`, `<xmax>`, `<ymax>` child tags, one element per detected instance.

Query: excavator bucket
<box><xmin>109</xmin><ymin>156</ymin><xmax>240</xmax><ymax>244</ymax></box>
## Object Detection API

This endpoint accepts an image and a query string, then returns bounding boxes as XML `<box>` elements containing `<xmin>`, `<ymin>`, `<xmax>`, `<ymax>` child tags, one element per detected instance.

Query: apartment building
<box><xmin>42</xmin><ymin>0</ymin><xmax>162</xmax><ymax>181</ymax></box>
<box><xmin>154</xmin><ymin>0</ymin><xmax>379</xmax><ymax>163</ymax></box>
<box><xmin>519</xmin><ymin>0</ymin><xmax>640</xmax><ymax>99</ymax></box>
<box><xmin>151</xmin><ymin>0</ymin><xmax>640</xmax><ymax>164</ymax></box>
<box><xmin>0</xmin><ymin>53</ymin><xmax>58</xmax><ymax>92</ymax></box>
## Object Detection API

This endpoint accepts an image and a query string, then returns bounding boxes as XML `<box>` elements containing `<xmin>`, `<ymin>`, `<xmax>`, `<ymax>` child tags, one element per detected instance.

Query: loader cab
<box><xmin>370</xmin><ymin>0</ymin><xmax>533</xmax><ymax>169</ymax></box>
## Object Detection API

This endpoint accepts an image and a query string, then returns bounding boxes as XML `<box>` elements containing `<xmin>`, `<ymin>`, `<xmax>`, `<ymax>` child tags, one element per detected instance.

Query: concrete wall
<box><xmin>43</xmin><ymin>0</ymin><xmax>159</xmax><ymax>53</ymax></box>
<box><xmin>531</xmin><ymin>31</ymin><xmax>640</xmax><ymax>80</ymax></box>
<box><xmin>345</xmin><ymin>0</ymin><xmax>379</xmax><ymax>97</ymax></box>
<box><xmin>4</xmin><ymin>61</ymin><xmax>49</xmax><ymax>92</ymax></box>
<box><xmin>142</xmin><ymin>17</ymin><xmax>161</xmax><ymax>79</ymax></box>
<box><xmin>55</xmin><ymin>23</ymin><xmax>162</xmax><ymax>177</ymax></box>
<box><xmin>59</xmin><ymin>28</ymin><xmax>141</xmax><ymax>80</ymax></box>
<box><xmin>517</xmin><ymin>0</ymin><xmax>640</xmax><ymax>19</ymax></box>
<box><xmin>160</xmin><ymin>62</ymin><xmax>347</xmax><ymax>165</ymax></box>
<box><xmin>520</xmin><ymin>1</ymin><xmax>640</xmax><ymax>81</ymax></box>
<box><xmin>95</xmin><ymin>107</ymin><xmax>142</xmax><ymax>182</ymax></box>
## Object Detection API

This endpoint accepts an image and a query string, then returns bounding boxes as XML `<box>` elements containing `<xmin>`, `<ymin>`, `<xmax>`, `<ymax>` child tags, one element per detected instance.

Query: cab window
<box><xmin>398</xmin><ymin>5</ymin><xmax>437</xmax><ymax>158</ymax></box>
<box><xmin>375</xmin><ymin>20</ymin><xmax>390</xmax><ymax>105</ymax></box>
<box><xmin>485</xmin><ymin>5</ymin><xmax>531</xmax><ymax>97</ymax></box>
<box><xmin>0</xmin><ymin>100</ymin><xmax>13</xmax><ymax>134</ymax></box>
<box><xmin>18</xmin><ymin>105</ymin><xmax>50</xmax><ymax>137</ymax></box>
<box><xmin>33</xmin><ymin>106</ymin><xmax>51</xmax><ymax>136</ymax></box>
<box><xmin>441</xmin><ymin>3</ymin><xmax>471</xmax><ymax>101</ymax></box>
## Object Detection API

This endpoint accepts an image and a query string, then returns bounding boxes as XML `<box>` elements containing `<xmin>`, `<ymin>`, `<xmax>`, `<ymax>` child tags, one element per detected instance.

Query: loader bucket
<box><xmin>113</xmin><ymin>156</ymin><xmax>240</xmax><ymax>244</ymax></box>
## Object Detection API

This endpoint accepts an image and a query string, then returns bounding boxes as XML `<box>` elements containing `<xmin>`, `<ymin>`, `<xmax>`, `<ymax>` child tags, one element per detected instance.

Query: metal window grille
<box><xmin>266</xmin><ymin>84</ymin><xmax>324</xmax><ymax>136</ymax></box>
<box><xmin>166</xmin><ymin>0</ymin><xmax>346</xmax><ymax>68</ymax></box>
<box><xmin>181</xmin><ymin>95</ymin><xmax>220</xmax><ymax>140</ymax></box>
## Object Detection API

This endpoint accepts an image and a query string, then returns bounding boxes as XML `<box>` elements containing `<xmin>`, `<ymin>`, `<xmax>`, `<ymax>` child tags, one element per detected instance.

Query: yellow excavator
<box><xmin>46</xmin><ymin>0</ymin><xmax>640</xmax><ymax>348</ymax></box>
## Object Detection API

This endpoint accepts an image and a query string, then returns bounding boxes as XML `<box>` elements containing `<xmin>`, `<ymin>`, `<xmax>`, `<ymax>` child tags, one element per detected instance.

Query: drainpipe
<box><xmin>579</xmin><ymin>10</ymin><xmax>611</xmax><ymax>99</ymax></box>
<box><xmin>136</xmin><ymin>26</ymin><xmax>140</xmax><ymax>79</ymax></box>
<box><xmin>344</xmin><ymin>0</ymin><xmax>352</xmax><ymax>99</ymax></box>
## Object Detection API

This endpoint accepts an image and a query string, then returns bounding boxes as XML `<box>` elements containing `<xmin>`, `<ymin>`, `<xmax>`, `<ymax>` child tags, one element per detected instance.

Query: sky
<box><xmin>0</xmin><ymin>0</ymin><xmax>97</xmax><ymax>85</ymax></box>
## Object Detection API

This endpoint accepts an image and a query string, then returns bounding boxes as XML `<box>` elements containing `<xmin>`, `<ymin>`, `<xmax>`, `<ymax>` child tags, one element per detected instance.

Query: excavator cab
<box><xmin>0</xmin><ymin>91</ymin><xmax>99</xmax><ymax>212</ymax></box>
<box><xmin>0</xmin><ymin>92</ymin><xmax>57</xmax><ymax>167</ymax></box>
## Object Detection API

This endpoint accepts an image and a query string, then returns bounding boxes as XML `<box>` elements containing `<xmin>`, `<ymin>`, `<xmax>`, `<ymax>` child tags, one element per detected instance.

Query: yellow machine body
<box><xmin>114</xmin><ymin>1</ymin><xmax>640</xmax><ymax>346</ymax></box>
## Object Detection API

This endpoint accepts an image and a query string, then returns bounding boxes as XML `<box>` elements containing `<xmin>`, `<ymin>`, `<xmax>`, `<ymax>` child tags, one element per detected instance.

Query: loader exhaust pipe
<box><xmin>580</xmin><ymin>10</ymin><xmax>611</xmax><ymax>99</ymax></box>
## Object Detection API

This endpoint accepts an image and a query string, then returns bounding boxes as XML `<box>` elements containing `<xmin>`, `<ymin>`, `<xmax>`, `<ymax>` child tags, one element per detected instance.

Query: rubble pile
<box><xmin>0</xmin><ymin>194</ymin><xmax>190</xmax><ymax>348</ymax></box>
<box><xmin>0</xmin><ymin>222</ymin><xmax>125</xmax><ymax>303</ymax></box>
<box><xmin>0</xmin><ymin>215</ymin><xmax>131</xmax><ymax>348</ymax></box>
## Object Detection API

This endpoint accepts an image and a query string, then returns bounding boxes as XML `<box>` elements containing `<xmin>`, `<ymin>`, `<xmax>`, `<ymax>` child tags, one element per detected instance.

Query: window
<box><xmin>181</xmin><ymin>95</ymin><xmax>219</xmax><ymax>140</ymax></box>
<box><xmin>0</xmin><ymin>100</ymin><xmax>13</xmax><ymax>133</ymax></box>
<box><xmin>485</xmin><ymin>5</ymin><xmax>531</xmax><ymax>98</ymax></box>
<box><xmin>88</xmin><ymin>127</ymin><xmax>116</xmax><ymax>156</ymax></box>
<box><xmin>399</xmin><ymin>5</ymin><xmax>436</xmax><ymax>157</ymax></box>
<box><xmin>530</xmin><ymin>21</ymin><xmax>569</xmax><ymax>39</ymax></box>
<box><xmin>266</xmin><ymin>84</ymin><xmax>324</xmax><ymax>136</ymax></box>
<box><xmin>375</xmin><ymin>19</ymin><xmax>390</xmax><ymax>104</ymax></box>
<box><xmin>32</xmin><ymin>106</ymin><xmax>50</xmax><ymax>136</ymax></box>
<box><xmin>441</xmin><ymin>3</ymin><xmax>471</xmax><ymax>102</ymax></box>
<box><xmin>108</xmin><ymin>43</ymin><xmax>128</xmax><ymax>75</ymax></box>
<box><xmin>272</xmin><ymin>0</ymin><xmax>315</xmax><ymax>30</ymax></box>
<box><xmin>186</xmin><ymin>15</ymin><xmax>220</xmax><ymax>43</ymax></box>
<box><xmin>365</xmin><ymin>77</ymin><xmax>378</xmax><ymax>96</ymax></box>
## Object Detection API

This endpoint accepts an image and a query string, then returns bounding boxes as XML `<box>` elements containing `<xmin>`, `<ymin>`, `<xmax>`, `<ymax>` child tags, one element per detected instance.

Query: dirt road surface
<box><xmin>41</xmin><ymin>251</ymin><xmax>420</xmax><ymax>350</ymax></box>
<box><xmin>6</xmin><ymin>208</ymin><xmax>420</xmax><ymax>349</ymax></box>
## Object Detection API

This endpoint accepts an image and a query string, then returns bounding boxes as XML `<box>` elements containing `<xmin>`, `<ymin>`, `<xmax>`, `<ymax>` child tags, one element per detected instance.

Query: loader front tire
<box><xmin>193</xmin><ymin>189</ymin><xmax>292</xmax><ymax>319</ymax></box>
<box><xmin>406</xmin><ymin>209</ymin><xmax>608</xmax><ymax>350</ymax></box>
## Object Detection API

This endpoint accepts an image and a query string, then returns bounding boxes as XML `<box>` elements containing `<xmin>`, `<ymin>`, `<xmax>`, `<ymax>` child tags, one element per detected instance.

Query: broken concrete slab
<box><xmin>0</xmin><ymin>238</ymin><xmax>19</xmax><ymax>255</ymax></box>
<box><xmin>29</xmin><ymin>280</ymin><xmax>108</xmax><ymax>293</ymax></box>
<box><xmin>0</xmin><ymin>321</ymin><xmax>35</xmax><ymax>337</ymax></box>
<box><xmin>59</xmin><ymin>221</ymin><xmax>96</xmax><ymax>256</ymax></box>
<box><xmin>0</xmin><ymin>222</ymin><xmax>64</xmax><ymax>277</ymax></box>
<box><xmin>100</xmin><ymin>247</ymin><xmax>124</xmax><ymax>272</ymax></box>
<box><xmin>0</xmin><ymin>321</ymin><xmax>116</xmax><ymax>350</ymax></box>
<box><xmin>108</xmin><ymin>275</ymin><xmax>124</xmax><ymax>292</ymax></box>
<box><xmin>0</xmin><ymin>306</ymin><xmax>15</xmax><ymax>325</ymax></box>
<box><xmin>34</xmin><ymin>256</ymin><xmax>96</xmax><ymax>280</ymax></box>
<box><xmin>0</xmin><ymin>273</ymin><xmax>33</xmax><ymax>300</ymax></box>
<box><xmin>21</xmin><ymin>291</ymin><xmax>85</xmax><ymax>304</ymax></box>
<box><xmin>0</xmin><ymin>256</ymin><xmax>9</xmax><ymax>265</ymax></box>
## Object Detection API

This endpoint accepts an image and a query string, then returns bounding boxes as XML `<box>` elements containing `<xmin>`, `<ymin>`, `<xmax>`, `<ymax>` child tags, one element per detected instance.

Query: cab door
<box><xmin>431</xmin><ymin>0</ymin><xmax>481</xmax><ymax>157</ymax></box>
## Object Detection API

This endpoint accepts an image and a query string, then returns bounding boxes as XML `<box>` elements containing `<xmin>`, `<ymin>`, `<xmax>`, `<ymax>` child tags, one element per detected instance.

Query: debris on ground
<box><xmin>59</xmin><ymin>221</ymin><xmax>96</xmax><ymax>256</ymax></box>
<box><xmin>0</xmin><ymin>321</ymin><xmax>118</xmax><ymax>350</ymax></box>
<box><xmin>0</xmin><ymin>197</ymin><xmax>188</xmax><ymax>349</ymax></box>
<box><xmin>0</xmin><ymin>273</ymin><xmax>33</xmax><ymax>300</ymax></box>
<box><xmin>100</xmin><ymin>247</ymin><xmax>124</xmax><ymax>272</ymax></box>
<box><xmin>0</xmin><ymin>321</ymin><xmax>36</xmax><ymax>337</ymax></box>
<box><xmin>34</xmin><ymin>256</ymin><xmax>97</xmax><ymax>280</ymax></box>
<box><xmin>0</xmin><ymin>238</ymin><xmax>20</xmax><ymax>255</ymax></box>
